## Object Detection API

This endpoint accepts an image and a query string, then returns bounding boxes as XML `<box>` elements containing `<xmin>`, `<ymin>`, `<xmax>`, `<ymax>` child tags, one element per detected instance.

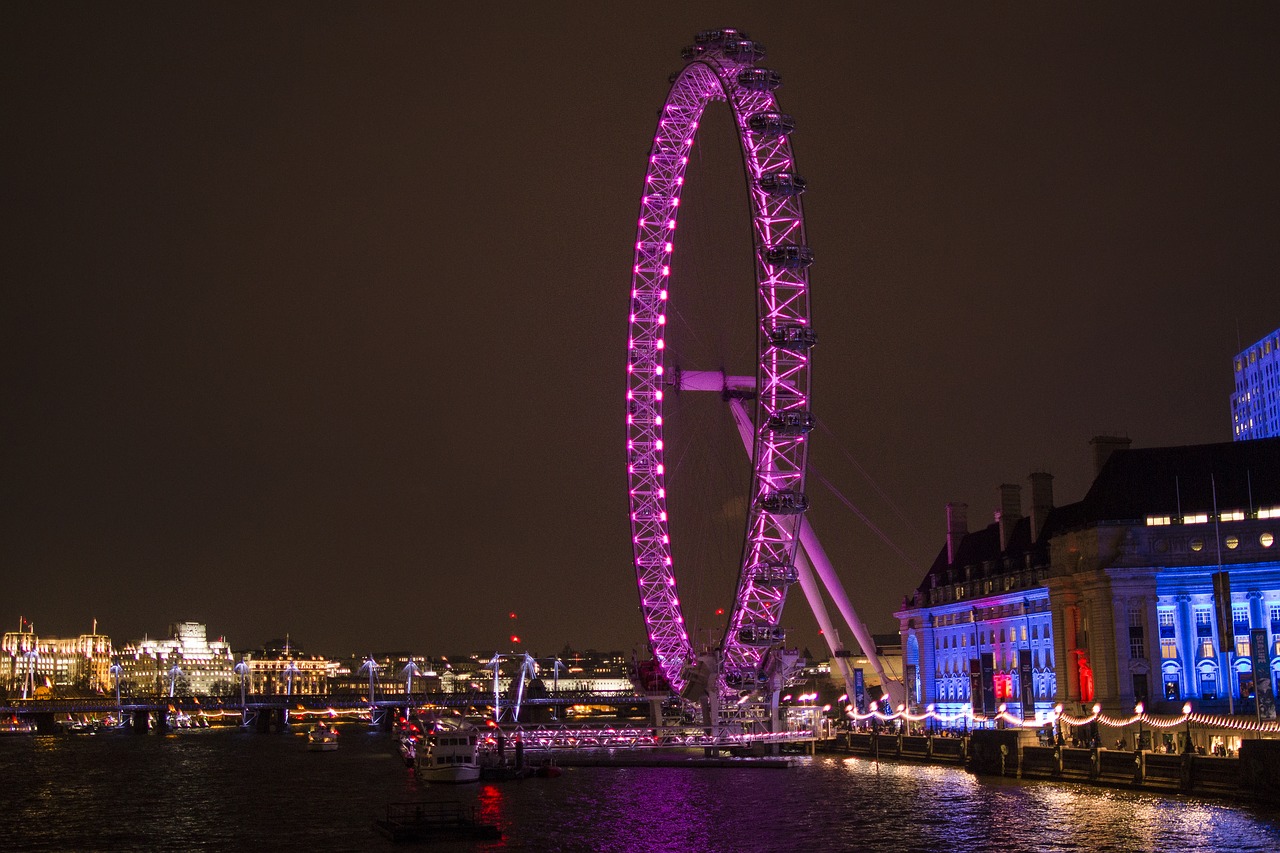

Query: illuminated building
<box><xmin>115</xmin><ymin>621</ymin><xmax>235</xmax><ymax>697</ymax></box>
<box><xmin>897</xmin><ymin>474</ymin><xmax>1058</xmax><ymax>725</ymax></box>
<box><xmin>1</xmin><ymin>621</ymin><xmax>114</xmax><ymax>697</ymax></box>
<box><xmin>327</xmin><ymin>652</ymin><xmax>441</xmax><ymax>697</ymax></box>
<box><xmin>898</xmin><ymin>436</ymin><xmax>1280</xmax><ymax>724</ymax></box>
<box><xmin>1232</xmin><ymin>326</ymin><xmax>1280</xmax><ymax>440</ymax></box>
<box><xmin>236</xmin><ymin>638</ymin><xmax>339</xmax><ymax>695</ymax></box>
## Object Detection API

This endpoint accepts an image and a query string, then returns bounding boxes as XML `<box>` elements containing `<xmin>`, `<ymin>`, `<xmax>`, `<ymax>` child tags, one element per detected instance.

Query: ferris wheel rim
<box><xmin>626</xmin><ymin>30</ymin><xmax>815</xmax><ymax>697</ymax></box>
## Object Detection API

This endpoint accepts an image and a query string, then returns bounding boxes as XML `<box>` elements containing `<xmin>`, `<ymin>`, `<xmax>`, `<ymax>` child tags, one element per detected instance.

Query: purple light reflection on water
<box><xmin>460</xmin><ymin>755</ymin><xmax>1280</xmax><ymax>853</ymax></box>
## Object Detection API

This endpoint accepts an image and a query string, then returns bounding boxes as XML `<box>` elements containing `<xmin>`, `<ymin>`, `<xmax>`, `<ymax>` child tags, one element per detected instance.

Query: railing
<box><xmin>493</xmin><ymin>721</ymin><xmax>819</xmax><ymax>750</ymax></box>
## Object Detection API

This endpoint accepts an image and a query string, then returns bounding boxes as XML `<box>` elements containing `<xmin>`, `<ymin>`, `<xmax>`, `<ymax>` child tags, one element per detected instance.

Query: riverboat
<box><xmin>307</xmin><ymin>722</ymin><xmax>339</xmax><ymax>752</ymax></box>
<box><xmin>0</xmin><ymin>716</ymin><xmax>35</xmax><ymax>735</ymax></box>
<box><xmin>414</xmin><ymin>724</ymin><xmax>481</xmax><ymax>783</ymax></box>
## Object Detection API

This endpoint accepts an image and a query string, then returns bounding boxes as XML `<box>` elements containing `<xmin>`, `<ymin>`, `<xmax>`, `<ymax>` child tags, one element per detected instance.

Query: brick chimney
<box><xmin>946</xmin><ymin>502</ymin><xmax>968</xmax><ymax>565</ymax></box>
<box><xmin>1028</xmin><ymin>471</ymin><xmax>1054</xmax><ymax>540</ymax></box>
<box><xmin>1089</xmin><ymin>435</ymin><xmax>1132</xmax><ymax>476</ymax></box>
<box><xmin>996</xmin><ymin>483</ymin><xmax>1021</xmax><ymax>551</ymax></box>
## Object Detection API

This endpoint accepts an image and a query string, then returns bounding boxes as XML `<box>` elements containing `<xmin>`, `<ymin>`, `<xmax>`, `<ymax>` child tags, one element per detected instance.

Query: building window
<box><xmin>1190</xmin><ymin>538</ymin><xmax>1205</xmax><ymax>552</ymax></box>
<box><xmin>1262</xmin><ymin>532</ymin><xmax>1275</xmax><ymax>548</ymax></box>
<box><xmin>1146</xmin><ymin>515</ymin><xmax>1172</xmax><ymax>526</ymax></box>
<box><xmin>1200</xmin><ymin>670</ymin><xmax>1218</xmax><ymax>700</ymax></box>
<box><xmin>1184</xmin><ymin>513</ymin><xmax>1209</xmax><ymax>524</ymax></box>
<box><xmin>1127</xmin><ymin>606</ymin><xmax>1145</xmax><ymax>660</ymax></box>
<box><xmin>1195</xmin><ymin>608</ymin><xmax>1213</xmax><ymax>637</ymax></box>
<box><xmin>1220</xmin><ymin>510</ymin><xmax>1245</xmax><ymax>522</ymax></box>
<box><xmin>1130</xmin><ymin>628</ymin><xmax>1145</xmax><ymax>660</ymax></box>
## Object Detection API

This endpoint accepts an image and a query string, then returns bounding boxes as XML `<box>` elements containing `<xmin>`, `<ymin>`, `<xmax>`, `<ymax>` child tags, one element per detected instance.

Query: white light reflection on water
<box><xmin>3</xmin><ymin>735</ymin><xmax>1280</xmax><ymax>852</ymax></box>
<box><xmin>832</xmin><ymin>754</ymin><xmax>1280</xmax><ymax>853</ymax></box>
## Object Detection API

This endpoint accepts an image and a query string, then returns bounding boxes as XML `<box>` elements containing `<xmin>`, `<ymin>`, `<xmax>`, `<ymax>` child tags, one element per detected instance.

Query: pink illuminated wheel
<box><xmin>626</xmin><ymin>29</ymin><xmax>815</xmax><ymax>697</ymax></box>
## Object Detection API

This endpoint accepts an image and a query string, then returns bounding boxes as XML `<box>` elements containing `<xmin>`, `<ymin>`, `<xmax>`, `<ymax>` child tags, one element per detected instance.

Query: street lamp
<box><xmin>1183</xmin><ymin>701</ymin><xmax>1193</xmax><ymax>753</ymax></box>
<box><xmin>1134</xmin><ymin>701</ymin><xmax>1145</xmax><ymax>752</ymax></box>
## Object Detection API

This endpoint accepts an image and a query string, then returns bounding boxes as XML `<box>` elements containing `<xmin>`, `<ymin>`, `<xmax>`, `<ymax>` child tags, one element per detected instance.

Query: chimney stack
<box><xmin>996</xmin><ymin>483</ymin><xmax>1022</xmax><ymax>551</ymax></box>
<box><xmin>1028</xmin><ymin>471</ymin><xmax>1054</xmax><ymax>540</ymax></box>
<box><xmin>1089</xmin><ymin>435</ymin><xmax>1132</xmax><ymax>476</ymax></box>
<box><xmin>946</xmin><ymin>502</ymin><xmax>968</xmax><ymax>565</ymax></box>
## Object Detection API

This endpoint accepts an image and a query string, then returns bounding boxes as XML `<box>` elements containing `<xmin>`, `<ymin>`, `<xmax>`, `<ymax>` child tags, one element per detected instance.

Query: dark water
<box><xmin>3</xmin><ymin>726</ymin><xmax>1280</xmax><ymax>852</ymax></box>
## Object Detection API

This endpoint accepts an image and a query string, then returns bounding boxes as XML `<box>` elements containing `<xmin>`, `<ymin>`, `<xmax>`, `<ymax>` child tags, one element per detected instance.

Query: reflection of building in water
<box><xmin>1</xmin><ymin>621</ymin><xmax>114</xmax><ymax>696</ymax></box>
<box><xmin>899</xmin><ymin>436</ymin><xmax>1280</xmax><ymax>724</ymax></box>
<box><xmin>116</xmin><ymin>621</ymin><xmax>235</xmax><ymax>696</ymax></box>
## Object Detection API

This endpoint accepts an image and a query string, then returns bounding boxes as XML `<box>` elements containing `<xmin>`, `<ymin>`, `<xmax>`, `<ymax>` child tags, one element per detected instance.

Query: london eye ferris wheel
<box><xmin>626</xmin><ymin>29</ymin><xmax>816</xmax><ymax>699</ymax></box>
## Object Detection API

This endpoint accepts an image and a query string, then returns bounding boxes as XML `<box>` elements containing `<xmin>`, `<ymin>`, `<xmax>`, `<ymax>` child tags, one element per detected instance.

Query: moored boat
<box><xmin>414</xmin><ymin>723</ymin><xmax>481</xmax><ymax>783</ymax></box>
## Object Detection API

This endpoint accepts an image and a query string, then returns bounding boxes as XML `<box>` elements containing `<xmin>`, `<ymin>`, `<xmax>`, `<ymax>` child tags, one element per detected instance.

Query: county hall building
<box><xmin>897</xmin><ymin>436</ymin><xmax>1280</xmax><ymax>725</ymax></box>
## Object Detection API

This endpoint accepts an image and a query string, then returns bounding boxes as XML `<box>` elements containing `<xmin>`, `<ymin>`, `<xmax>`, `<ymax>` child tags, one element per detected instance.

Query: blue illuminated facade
<box><xmin>898</xmin><ymin>475</ymin><xmax>1060</xmax><ymax>725</ymax></box>
<box><xmin>899</xmin><ymin>437</ymin><xmax>1280</xmax><ymax>724</ymax></box>
<box><xmin>1232</xmin><ymin>326</ymin><xmax>1280</xmax><ymax>440</ymax></box>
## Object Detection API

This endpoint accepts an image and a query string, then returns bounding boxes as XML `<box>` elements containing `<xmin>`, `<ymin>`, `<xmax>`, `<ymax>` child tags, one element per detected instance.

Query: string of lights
<box><xmin>839</xmin><ymin>699</ymin><xmax>1280</xmax><ymax>734</ymax></box>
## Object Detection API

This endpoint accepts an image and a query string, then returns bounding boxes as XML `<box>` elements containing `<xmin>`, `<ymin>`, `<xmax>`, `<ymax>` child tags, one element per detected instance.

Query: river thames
<box><xmin>3</xmin><ymin>726</ymin><xmax>1280</xmax><ymax>852</ymax></box>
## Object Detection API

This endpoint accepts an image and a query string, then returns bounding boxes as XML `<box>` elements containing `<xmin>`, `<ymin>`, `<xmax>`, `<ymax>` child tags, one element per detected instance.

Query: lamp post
<box><xmin>1134</xmin><ymin>701</ymin><xmax>1144</xmax><ymax>752</ymax></box>
<box><xmin>1183</xmin><ymin>701</ymin><xmax>1193</xmax><ymax>753</ymax></box>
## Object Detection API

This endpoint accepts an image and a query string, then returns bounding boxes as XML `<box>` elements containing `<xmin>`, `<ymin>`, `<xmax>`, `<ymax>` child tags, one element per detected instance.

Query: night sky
<box><xmin>4</xmin><ymin>5</ymin><xmax>1279</xmax><ymax>658</ymax></box>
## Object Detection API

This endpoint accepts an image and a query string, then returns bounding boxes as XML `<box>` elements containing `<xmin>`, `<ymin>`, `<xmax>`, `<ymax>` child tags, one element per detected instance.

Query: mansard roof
<box><xmin>912</xmin><ymin>436</ymin><xmax>1280</xmax><ymax>599</ymax></box>
<box><xmin>1045</xmin><ymin>437</ymin><xmax>1280</xmax><ymax>531</ymax></box>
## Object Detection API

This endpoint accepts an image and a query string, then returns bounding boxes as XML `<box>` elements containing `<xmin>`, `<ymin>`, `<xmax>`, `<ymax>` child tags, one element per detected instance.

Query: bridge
<box><xmin>1</xmin><ymin>690</ymin><xmax>825</xmax><ymax>747</ymax></box>
<box><xmin>1</xmin><ymin>690</ymin><xmax>670</xmax><ymax>735</ymax></box>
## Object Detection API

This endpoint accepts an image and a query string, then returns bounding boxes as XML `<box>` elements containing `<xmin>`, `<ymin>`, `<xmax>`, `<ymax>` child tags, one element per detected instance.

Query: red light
<box><xmin>509</xmin><ymin>612</ymin><xmax>517</xmax><ymax>619</ymax></box>
<box><xmin>715</xmin><ymin>608</ymin><xmax>724</xmax><ymax>616</ymax></box>
<box><xmin>511</xmin><ymin>635</ymin><xmax>520</xmax><ymax>643</ymax></box>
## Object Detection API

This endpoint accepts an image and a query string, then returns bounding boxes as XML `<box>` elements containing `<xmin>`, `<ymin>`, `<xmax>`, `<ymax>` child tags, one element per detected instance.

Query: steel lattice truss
<box><xmin>627</xmin><ymin>30</ymin><xmax>815</xmax><ymax>697</ymax></box>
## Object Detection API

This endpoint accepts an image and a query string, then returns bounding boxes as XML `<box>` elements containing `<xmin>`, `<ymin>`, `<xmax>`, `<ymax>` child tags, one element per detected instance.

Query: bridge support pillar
<box><xmin>253</xmin><ymin>708</ymin><xmax>290</xmax><ymax>733</ymax></box>
<box><xmin>131</xmin><ymin>709</ymin><xmax>150</xmax><ymax>733</ymax></box>
<box><xmin>32</xmin><ymin>713</ymin><xmax>58</xmax><ymax>735</ymax></box>
<box><xmin>152</xmin><ymin>710</ymin><xmax>169</xmax><ymax>733</ymax></box>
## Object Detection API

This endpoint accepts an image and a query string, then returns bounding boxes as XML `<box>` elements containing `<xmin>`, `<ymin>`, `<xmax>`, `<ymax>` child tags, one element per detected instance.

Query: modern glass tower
<box><xmin>1232</xmin><ymin>326</ymin><xmax>1280</xmax><ymax>440</ymax></box>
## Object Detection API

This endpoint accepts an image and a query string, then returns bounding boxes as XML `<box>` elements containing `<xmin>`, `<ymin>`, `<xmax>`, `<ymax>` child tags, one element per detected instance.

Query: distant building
<box><xmin>115</xmin><ymin>622</ymin><xmax>235</xmax><ymax>697</ymax></box>
<box><xmin>1</xmin><ymin>621</ymin><xmax>113</xmax><ymax>697</ymax></box>
<box><xmin>236</xmin><ymin>638</ymin><xmax>340</xmax><ymax>696</ymax></box>
<box><xmin>1232</xmin><ymin>326</ymin><xmax>1280</xmax><ymax>440</ymax></box>
<box><xmin>898</xmin><ymin>437</ymin><xmax>1280</xmax><ymax>730</ymax></box>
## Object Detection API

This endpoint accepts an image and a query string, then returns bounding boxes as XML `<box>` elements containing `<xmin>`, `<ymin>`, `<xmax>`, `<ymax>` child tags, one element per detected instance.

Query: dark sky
<box><xmin>4</xmin><ymin>4</ymin><xmax>1279</xmax><ymax>657</ymax></box>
